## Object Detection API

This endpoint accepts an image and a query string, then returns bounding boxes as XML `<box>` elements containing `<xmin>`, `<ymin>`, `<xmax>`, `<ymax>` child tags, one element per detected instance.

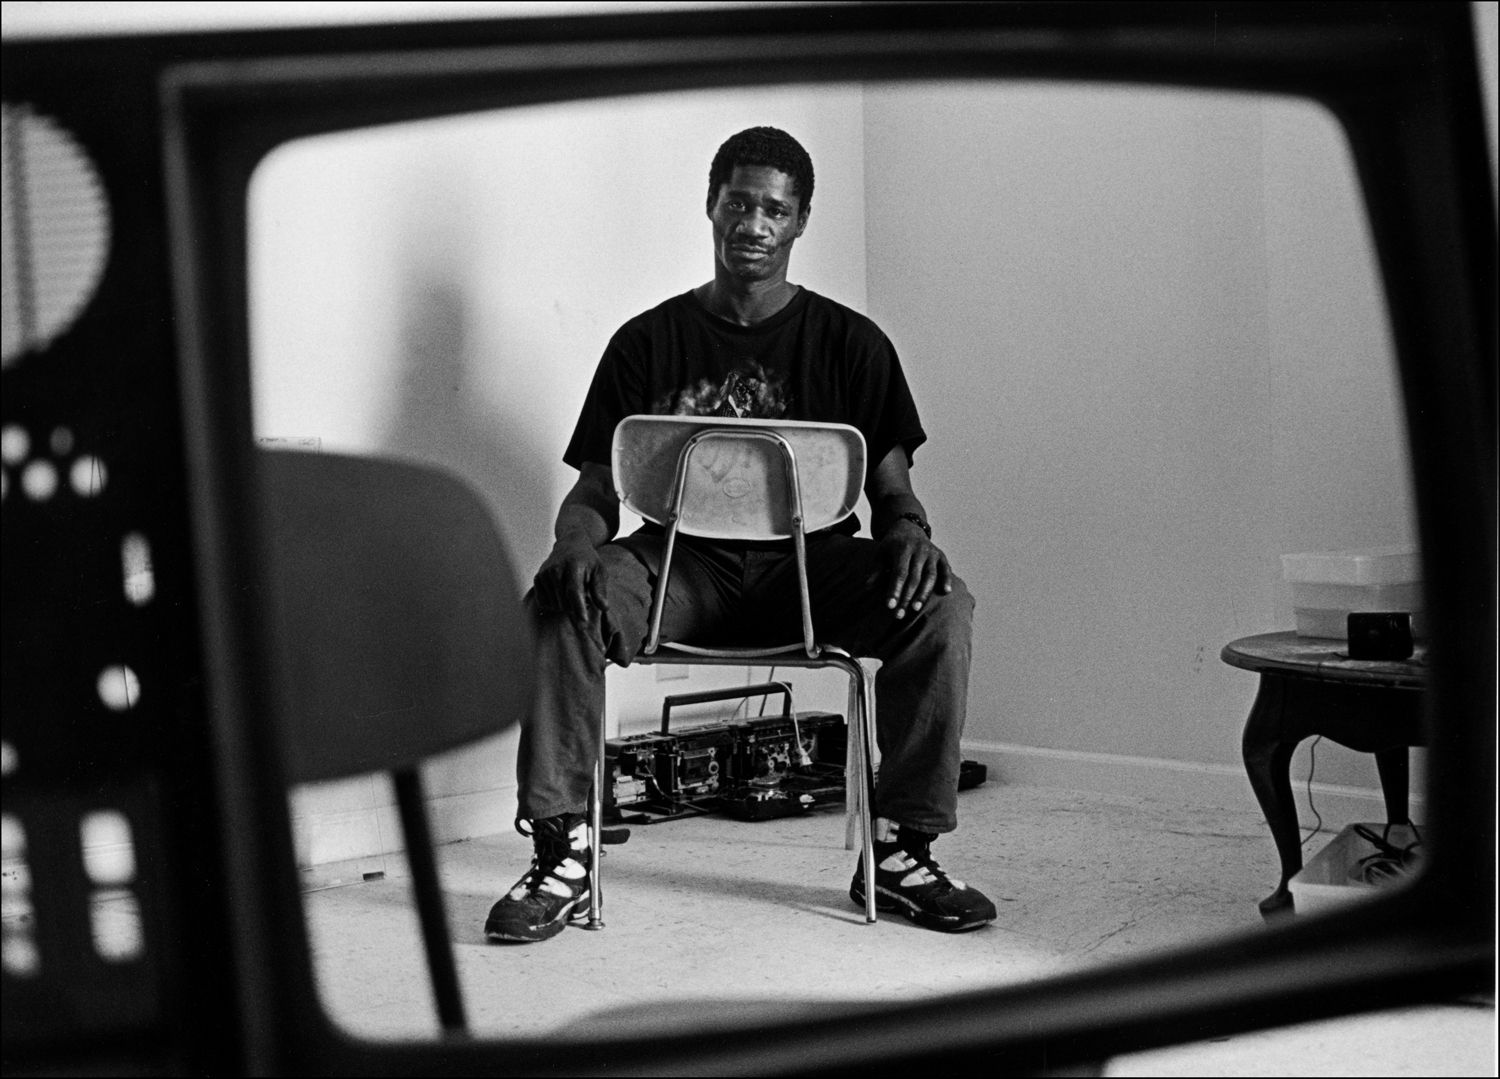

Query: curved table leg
<box><xmin>1240</xmin><ymin>674</ymin><xmax>1303</xmax><ymax>919</ymax></box>
<box><xmin>1374</xmin><ymin>746</ymin><xmax>1411</xmax><ymax>825</ymax></box>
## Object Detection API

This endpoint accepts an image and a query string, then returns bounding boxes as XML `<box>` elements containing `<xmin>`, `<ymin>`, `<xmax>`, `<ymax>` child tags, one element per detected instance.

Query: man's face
<box><xmin>707</xmin><ymin>165</ymin><xmax>808</xmax><ymax>282</ymax></box>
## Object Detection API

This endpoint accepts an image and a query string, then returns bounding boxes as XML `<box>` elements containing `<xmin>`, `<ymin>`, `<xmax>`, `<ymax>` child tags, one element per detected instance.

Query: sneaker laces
<box><xmin>511</xmin><ymin>817</ymin><xmax>585</xmax><ymax>899</ymax></box>
<box><xmin>879</xmin><ymin>827</ymin><xmax>967</xmax><ymax>891</ymax></box>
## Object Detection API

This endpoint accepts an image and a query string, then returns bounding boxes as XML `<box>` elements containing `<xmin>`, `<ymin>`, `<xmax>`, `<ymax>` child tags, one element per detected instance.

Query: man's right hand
<box><xmin>534</xmin><ymin>540</ymin><xmax>611</xmax><ymax>630</ymax></box>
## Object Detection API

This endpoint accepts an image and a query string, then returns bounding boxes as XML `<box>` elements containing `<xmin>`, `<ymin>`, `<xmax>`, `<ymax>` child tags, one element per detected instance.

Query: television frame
<box><xmin>2</xmin><ymin>3</ymin><xmax>1493</xmax><ymax>1074</ymax></box>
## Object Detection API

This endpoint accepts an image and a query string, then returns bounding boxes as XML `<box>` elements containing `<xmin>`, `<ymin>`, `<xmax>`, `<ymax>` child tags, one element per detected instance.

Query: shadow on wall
<box><xmin>385</xmin><ymin>274</ymin><xmax>552</xmax><ymax>589</ymax></box>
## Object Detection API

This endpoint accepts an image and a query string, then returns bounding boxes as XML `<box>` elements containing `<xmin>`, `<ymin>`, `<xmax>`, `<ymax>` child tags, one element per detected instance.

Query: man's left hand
<box><xmin>876</xmin><ymin>518</ymin><xmax>953</xmax><ymax>619</ymax></box>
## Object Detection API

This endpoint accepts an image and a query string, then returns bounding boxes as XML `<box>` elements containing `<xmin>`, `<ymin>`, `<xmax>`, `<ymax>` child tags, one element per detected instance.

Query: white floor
<box><xmin>1108</xmin><ymin>1004</ymin><xmax>1495</xmax><ymax>1077</ymax></box>
<box><xmin>300</xmin><ymin>781</ymin><xmax>1495</xmax><ymax>1073</ymax></box>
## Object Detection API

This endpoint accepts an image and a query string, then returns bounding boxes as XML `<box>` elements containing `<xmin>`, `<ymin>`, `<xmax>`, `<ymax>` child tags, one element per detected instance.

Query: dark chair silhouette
<box><xmin>259</xmin><ymin>450</ymin><xmax>533</xmax><ymax>1035</ymax></box>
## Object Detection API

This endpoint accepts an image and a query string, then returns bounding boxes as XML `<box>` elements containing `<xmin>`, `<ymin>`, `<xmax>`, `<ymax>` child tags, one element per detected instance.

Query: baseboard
<box><xmin>1</xmin><ymin>802</ymin><xmax>509</xmax><ymax>898</ymax></box>
<box><xmin>25</xmin><ymin>745</ymin><xmax>1417</xmax><ymax>899</ymax></box>
<box><xmin>298</xmin><ymin>851</ymin><xmax>411</xmax><ymax>892</ymax></box>
<box><xmin>962</xmin><ymin>740</ymin><xmax>1425</xmax><ymax>829</ymax></box>
<box><xmin>289</xmin><ymin>784</ymin><xmax>517</xmax><ymax>882</ymax></box>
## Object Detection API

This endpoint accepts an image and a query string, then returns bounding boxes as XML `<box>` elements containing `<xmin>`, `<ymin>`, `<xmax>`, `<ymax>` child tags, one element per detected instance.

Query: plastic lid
<box><xmin>1280</xmin><ymin>545</ymin><xmax>1421</xmax><ymax>585</ymax></box>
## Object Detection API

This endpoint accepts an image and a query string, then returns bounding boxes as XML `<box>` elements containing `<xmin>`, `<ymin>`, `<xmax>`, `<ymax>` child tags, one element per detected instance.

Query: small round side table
<box><xmin>1221</xmin><ymin>631</ymin><xmax>1428</xmax><ymax>919</ymax></box>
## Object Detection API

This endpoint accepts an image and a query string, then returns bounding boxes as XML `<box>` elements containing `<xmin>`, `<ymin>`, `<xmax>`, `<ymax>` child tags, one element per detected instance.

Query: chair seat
<box><xmin>646</xmin><ymin>641</ymin><xmax>826</xmax><ymax>660</ymax></box>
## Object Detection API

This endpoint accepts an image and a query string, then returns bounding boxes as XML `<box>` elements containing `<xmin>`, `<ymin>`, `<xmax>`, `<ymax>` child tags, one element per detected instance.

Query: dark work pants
<box><xmin>516</xmin><ymin>531</ymin><xmax>976</xmax><ymax>834</ymax></box>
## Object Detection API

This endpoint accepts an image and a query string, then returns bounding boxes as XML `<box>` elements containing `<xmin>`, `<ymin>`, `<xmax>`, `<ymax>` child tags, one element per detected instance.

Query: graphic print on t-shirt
<box><xmin>655</xmin><ymin>362</ymin><xmax>789</xmax><ymax>420</ymax></box>
<box><xmin>564</xmin><ymin>289</ymin><xmax>926</xmax><ymax>474</ymax></box>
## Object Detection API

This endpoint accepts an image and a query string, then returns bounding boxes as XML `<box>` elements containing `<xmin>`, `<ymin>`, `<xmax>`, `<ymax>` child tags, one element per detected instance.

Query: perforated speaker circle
<box><xmin>1</xmin><ymin>104</ymin><xmax>112</xmax><ymax>367</ymax></box>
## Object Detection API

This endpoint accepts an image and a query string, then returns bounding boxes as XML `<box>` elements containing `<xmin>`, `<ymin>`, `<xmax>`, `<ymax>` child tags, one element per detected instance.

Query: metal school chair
<box><xmin>260</xmin><ymin>450</ymin><xmax>533</xmax><ymax>1034</ymax></box>
<box><xmin>598</xmin><ymin>415</ymin><xmax>880</xmax><ymax>928</ymax></box>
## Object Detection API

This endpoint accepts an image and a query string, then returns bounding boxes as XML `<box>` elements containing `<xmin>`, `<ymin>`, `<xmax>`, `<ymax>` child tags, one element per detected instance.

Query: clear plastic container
<box><xmin>1289</xmin><ymin>580</ymin><xmax>1423</xmax><ymax>611</ymax></box>
<box><xmin>1289</xmin><ymin>823</ymin><xmax>1424</xmax><ymax>916</ymax></box>
<box><xmin>1282</xmin><ymin>547</ymin><xmax>1423</xmax><ymax>640</ymax></box>
<box><xmin>1280</xmin><ymin>545</ymin><xmax>1420</xmax><ymax>586</ymax></box>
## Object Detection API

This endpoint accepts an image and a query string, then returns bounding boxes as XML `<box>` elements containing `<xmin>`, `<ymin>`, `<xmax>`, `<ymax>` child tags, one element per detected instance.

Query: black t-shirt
<box><xmin>565</xmin><ymin>288</ymin><xmax>927</xmax><ymax>511</ymax></box>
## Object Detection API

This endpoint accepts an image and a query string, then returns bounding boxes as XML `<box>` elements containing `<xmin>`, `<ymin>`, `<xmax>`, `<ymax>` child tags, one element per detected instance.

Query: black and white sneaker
<box><xmin>485</xmin><ymin>814</ymin><xmax>592</xmax><ymax>943</ymax></box>
<box><xmin>850</xmin><ymin>819</ymin><xmax>997</xmax><ymax>932</ymax></box>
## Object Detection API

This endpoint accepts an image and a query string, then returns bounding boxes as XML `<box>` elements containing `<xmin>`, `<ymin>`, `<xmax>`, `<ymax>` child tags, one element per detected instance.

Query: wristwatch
<box><xmin>896</xmin><ymin>512</ymin><xmax>932</xmax><ymax>539</ymax></box>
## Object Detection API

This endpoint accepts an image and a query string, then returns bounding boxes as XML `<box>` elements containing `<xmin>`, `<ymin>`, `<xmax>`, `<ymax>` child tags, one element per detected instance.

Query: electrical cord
<box><xmin>1297</xmin><ymin>741</ymin><xmax>1423</xmax><ymax>880</ymax></box>
<box><xmin>758</xmin><ymin>667</ymin><xmax>776</xmax><ymax>716</ymax></box>
<box><xmin>1353</xmin><ymin>821</ymin><xmax>1424</xmax><ymax>883</ymax></box>
<box><xmin>791</xmin><ymin>712</ymin><xmax>811</xmax><ymax>767</ymax></box>
<box><xmin>757</xmin><ymin>667</ymin><xmax>811</xmax><ymax>766</ymax></box>
<box><xmin>721</xmin><ymin>670</ymin><xmax>766</xmax><ymax>723</ymax></box>
<box><xmin>1300</xmin><ymin>736</ymin><xmax>1324</xmax><ymax>848</ymax></box>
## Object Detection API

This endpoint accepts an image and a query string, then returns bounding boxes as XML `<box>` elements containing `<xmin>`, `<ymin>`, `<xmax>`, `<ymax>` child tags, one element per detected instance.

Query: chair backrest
<box><xmin>258</xmin><ymin>450</ymin><xmax>533</xmax><ymax>784</ymax></box>
<box><xmin>611</xmin><ymin>415</ymin><xmax>866</xmax><ymax>540</ymax></box>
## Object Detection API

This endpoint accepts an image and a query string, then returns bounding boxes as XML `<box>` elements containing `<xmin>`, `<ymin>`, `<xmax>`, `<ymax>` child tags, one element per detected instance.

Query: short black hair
<box><xmin>706</xmin><ymin>126</ymin><xmax>814</xmax><ymax>215</ymax></box>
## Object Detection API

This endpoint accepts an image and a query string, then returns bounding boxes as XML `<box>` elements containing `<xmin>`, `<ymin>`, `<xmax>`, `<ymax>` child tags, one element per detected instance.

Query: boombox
<box><xmin>605</xmin><ymin>709</ymin><xmax>848</xmax><ymax>824</ymax></box>
<box><xmin>604</xmin><ymin>681</ymin><xmax>987</xmax><ymax>824</ymax></box>
<box><xmin>603</xmin><ymin>680</ymin><xmax>844</xmax><ymax>822</ymax></box>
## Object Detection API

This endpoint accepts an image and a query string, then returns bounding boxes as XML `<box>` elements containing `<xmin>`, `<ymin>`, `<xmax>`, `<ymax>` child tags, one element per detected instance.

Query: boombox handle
<box><xmin>660</xmin><ymin>681</ymin><xmax>794</xmax><ymax>735</ymax></box>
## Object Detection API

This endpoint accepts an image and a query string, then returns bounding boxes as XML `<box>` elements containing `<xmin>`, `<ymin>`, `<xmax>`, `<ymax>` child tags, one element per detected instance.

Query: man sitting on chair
<box><xmin>486</xmin><ymin>127</ymin><xmax>996</xmax><ymax>942</ymax></box>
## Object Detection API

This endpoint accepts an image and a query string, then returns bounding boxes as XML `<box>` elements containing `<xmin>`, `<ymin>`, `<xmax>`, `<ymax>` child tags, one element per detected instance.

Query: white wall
<box><xmin>250</xmin><ymin>85</ymin><xmax>869</xmax><ymax>858</ymax></box>
<box><xmin>1261</xmin><ymin>103</ymin><xmax>1416</xmax><ymax>564</ymax></box>
<box><xmin>862</xmin><ymin>84</ymin><xmax>1414</xmax><ymax>789</ymax></box>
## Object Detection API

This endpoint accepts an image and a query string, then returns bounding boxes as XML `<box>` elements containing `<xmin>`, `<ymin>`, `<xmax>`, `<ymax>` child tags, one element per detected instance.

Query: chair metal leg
<box><xmin>844</xmin><ymin>674</ymin><xmax>859</xmax><ymax>851</ymax></box>
<box><xmin>823</xmin><ymin>651</ymin><xmax>878</xmax><ymax>924</ymax></box>
<box><xmin>391</xmin><ymin>767</ymin><xmax>468</xmax><ymax>1033</ymax></box>
<box><xmin>857</xmin><ymin>662</ymin><xmax>879</xmax><ymax>924</ymax></box>
<box><xmin>586</xmin><ymin>696</ymin><xmax>606</xmax><ymax>930</ymax></box>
